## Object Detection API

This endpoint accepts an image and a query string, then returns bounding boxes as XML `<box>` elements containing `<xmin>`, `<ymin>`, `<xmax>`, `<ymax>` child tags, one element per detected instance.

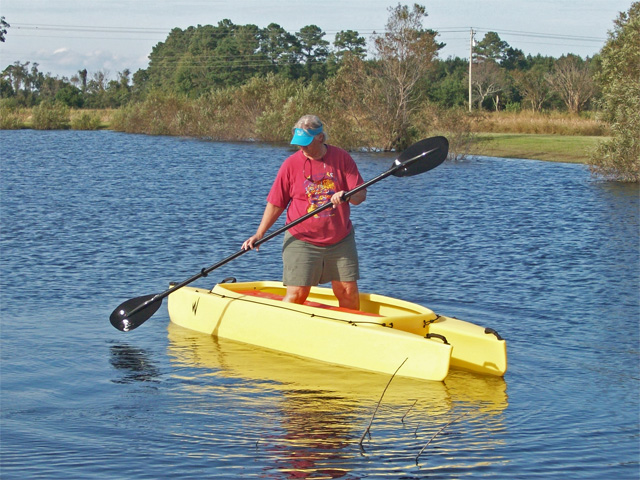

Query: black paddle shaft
<box><xmin>110</xmin><ymin>136</ymin><xmax>448</xmax><ymax>331</ymax></box>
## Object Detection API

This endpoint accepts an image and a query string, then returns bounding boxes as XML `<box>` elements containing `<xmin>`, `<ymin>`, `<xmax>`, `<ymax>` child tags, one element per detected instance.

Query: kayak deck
<box><xmin>236</xmin><ymin>290</ymin><xmax>384</xmax><ymax>317</ymax></box>
<box><xmin>167</xmin><ymin>280</ymin><xmax>507</xmax><ymax>381</ymax></box>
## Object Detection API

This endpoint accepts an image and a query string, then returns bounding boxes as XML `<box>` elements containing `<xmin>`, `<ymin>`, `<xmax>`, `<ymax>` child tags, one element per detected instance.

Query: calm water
<box><xmin>1</xmin><ymin>130</ymin><xmax>638</xmax><ymax>479</ymax></box>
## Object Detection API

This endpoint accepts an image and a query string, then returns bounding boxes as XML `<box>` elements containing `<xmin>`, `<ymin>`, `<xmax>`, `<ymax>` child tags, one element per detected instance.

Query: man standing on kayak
<box><xmin>242</xmin><ymin>115</ymin><xmax>367</xmax><ymax>309</ymax></box>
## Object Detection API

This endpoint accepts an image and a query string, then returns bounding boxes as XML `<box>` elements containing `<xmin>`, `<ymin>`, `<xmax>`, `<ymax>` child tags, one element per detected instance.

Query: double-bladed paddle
<box><xmin>110</xmin><ymin>135</ymin><xmax>449</xmax><ymax>332</ymax></box>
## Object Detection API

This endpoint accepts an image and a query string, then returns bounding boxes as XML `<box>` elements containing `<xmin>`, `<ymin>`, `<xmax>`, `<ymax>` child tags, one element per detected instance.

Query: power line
<box><xmin>11</xmin><ymin>23</ymin><xmax>171</xmax><ymax>34</ymax></box>
<box><xmin>3</xmin><ymin>21</ymin><xmax>607</xmax><ymax>76</ymax></box>
<box><xmin>472</xmin><ymin>27</ymin><xmax>605</xmax><ymax>43</ymax></box>
<box><xmin>9</xmin><ymin>22</ymin><xmax>607</xmax><ymax>43</ymax></box>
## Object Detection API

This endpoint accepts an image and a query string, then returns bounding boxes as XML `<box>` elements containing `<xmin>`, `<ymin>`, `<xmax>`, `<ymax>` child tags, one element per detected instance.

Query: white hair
<box><xmin>293</xmin><ymin>114</ymin><xmax>328</xmax><ymax>142</ymax></box>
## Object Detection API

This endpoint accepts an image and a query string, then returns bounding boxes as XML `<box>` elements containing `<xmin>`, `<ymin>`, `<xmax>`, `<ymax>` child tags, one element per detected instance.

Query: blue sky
<box><xmin>0</xmin><ymin>0</ymin><xmax>631</xmax><ymax>79</ymax></box>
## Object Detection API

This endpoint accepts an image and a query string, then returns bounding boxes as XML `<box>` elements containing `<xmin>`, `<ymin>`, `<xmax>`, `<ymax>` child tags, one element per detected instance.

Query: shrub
<box><xmin>0</xmin><ymin>104</ymin><xmax>23</xmax><ymax>129</ymax></box>
<box><xmin>198</xmin><ymin>74</ymin><xmax>312</xmax><ymax>143</ymax></box>
<box><xmin>324</xmin><ymin>56</ymin><xmax>395</xmax><ymax>150</ymax></box>
<box><xmin>505</xmin><ymin>102</ymin><xmax>521</xmax><ymax>113</ymax></box>
<box><xmin>31</xmin><ymin>101</ymin><xmax>70</xmax><ymax>130</ymax></box>
<box><xmin>589</xmin><ymin>83</ymin><xmax>640</xmax><ymax>182</ymax></box>
<box><xmin>255</xmin><ymin>79</ymin><xmax>328</xmax><ymax>143</ymax></box>
<box><xmin>111</xmin><ymin>90</ymin><xmax>203</xmax><ymax>136</ymax></box>
<box><xmin>70</xmin><ymin>111</ymin><xmax>102</xmax><ymax>130</ymax></box>
<box><xmin>589</xmin><ymin>2</ymin><xmax>640</xmax><ymax>182</ymax></box>
<box><xmin>412</xmin><ymin>104</ymin><xmax>481</xmax><ymax>160</ymax></box>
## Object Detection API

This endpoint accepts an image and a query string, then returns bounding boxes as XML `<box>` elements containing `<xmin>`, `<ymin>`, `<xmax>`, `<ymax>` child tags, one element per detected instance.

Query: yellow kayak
<box><xmin>167</xmin><ymin>280</ymin><xmax>507</xmax><ymax>382</ymax></box>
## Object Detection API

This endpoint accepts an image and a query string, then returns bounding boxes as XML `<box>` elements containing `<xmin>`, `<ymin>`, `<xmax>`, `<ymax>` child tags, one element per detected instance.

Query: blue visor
<box><xmin>290</xmin><ymin>126</ymin><xmax>323</xmax><ymax>146</ymax></box>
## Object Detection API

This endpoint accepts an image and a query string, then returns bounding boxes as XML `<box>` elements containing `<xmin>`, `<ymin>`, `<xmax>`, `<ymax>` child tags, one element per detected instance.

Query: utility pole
<box><xmin>469</xmin><ymin>28</ymin><xmax>475</xmax><ymax>112</ymax></box>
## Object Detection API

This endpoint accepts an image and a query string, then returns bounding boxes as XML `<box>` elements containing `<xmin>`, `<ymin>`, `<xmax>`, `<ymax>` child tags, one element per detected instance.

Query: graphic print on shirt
<box><xmin>304</xmin><ymin>169</ymin><xmax>336</xmax><ymax>218</ymax></box>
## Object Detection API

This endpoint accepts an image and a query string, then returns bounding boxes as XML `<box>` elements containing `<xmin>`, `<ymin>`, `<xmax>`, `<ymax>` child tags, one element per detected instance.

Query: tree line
<box><xmin>1</xmin><ymin>3</ymin><xmax>637</xmax><ymax>180</ymax></box>
<box><xmin>1</xmin><ymin>62</ymin><xmax>132</xmax><ymax>109</ymax></box>
<box><xmin>2</xmin><ymin>9</ymin><xmax>598</xmax><ymax>113</ymax></box>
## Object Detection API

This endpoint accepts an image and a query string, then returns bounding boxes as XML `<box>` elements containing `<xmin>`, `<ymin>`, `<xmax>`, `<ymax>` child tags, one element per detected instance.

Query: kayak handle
<box><xmin>484</xmin><ymin>327</ymin><xmax>504</xmax><ymax>340</ymax></box>
<box><xmin>426</xmin><ymin>333</ymin><xmax>449</xmax><ymax>345</ymax></box>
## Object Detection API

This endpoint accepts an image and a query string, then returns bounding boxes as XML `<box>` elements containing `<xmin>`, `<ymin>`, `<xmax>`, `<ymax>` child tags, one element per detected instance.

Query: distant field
<box><xmin>468</xmin><ymin>133</ymin><xmax>604</xmax><ymax>164</ymax></box>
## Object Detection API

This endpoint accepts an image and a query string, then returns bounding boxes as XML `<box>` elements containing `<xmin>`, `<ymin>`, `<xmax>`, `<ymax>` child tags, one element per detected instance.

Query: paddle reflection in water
<box><xmin>109</xmin><ymin>343</ymin><xmax>161</xmax><ymax>384</ymax></box>
<box><xmin>166</xmin><ymin>323</ymin><xmax>509</xmax><ymax>477</ymax></box>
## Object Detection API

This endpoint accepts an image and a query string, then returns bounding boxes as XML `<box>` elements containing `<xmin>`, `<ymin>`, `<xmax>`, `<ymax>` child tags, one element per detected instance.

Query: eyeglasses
<box><xmin>303</xmin><ymin>158</ymin><xmax>334</xmax><ymax>183</ymax></box>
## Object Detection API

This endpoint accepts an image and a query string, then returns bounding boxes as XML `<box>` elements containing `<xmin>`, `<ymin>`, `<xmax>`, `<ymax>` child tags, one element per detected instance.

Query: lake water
<box><xmin>1</xmin><ymin>129</ymin><xmax>638</xmax><ymax>479</ymax></box>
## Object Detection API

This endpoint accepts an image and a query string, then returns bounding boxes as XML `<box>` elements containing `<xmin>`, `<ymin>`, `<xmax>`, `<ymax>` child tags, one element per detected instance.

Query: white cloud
<box><xmin>26</xmin><ymin>47</ymin><xmax>145</xmax><ymax>79</ymax></box>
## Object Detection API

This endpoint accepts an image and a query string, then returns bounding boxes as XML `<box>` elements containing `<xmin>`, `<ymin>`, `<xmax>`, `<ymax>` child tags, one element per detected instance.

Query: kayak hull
<box><xmin>167</xmin><ymin>281</ymin><xmax>507</xmax><ymax>381</ymax></box>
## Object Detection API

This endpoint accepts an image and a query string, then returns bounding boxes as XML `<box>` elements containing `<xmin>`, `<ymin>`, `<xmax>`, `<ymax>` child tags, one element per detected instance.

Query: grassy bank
<box><xmin>465</xmin><ymin>111</ymin><xmax>607</xmax><ymax>163</ymax></box>
<box><xmin>470</xmin><ymin>133</ymin><xmax>604</xmax><ymax>164</ymax></box>
<box><xmin>1</xmin><ymin>105</ymin><xmax>606</xmax><ymax>164</ymax></box>
<box><xmin>0</xmin><ymin>107</ymin><xmax>115</xmax><ymax>130</ymax></box>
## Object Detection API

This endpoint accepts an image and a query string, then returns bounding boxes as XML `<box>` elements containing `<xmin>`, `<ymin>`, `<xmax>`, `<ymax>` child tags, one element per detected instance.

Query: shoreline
<box><xmin>1</xmin><ymin>108</ymin><xmax>606</xmax><ymax>164</ymax></box>
<box><xmin>0</xmin><ymin>122</ymin><xmax>603</xmax><ymax>165</ymax></box>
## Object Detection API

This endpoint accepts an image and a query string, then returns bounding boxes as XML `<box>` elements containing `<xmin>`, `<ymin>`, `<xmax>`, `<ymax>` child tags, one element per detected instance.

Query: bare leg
<box><xmin>331</xmin><ymin>280</ymin><xmax>360</xmax><ymax>310</ymax></box>
<box><xmin>283</xmin><ymin>285</ymin><xmax>311</xmax><ymax>304</ymax></box>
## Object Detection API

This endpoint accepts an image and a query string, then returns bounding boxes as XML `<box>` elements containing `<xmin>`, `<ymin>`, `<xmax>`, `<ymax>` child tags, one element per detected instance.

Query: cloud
<box><xmin>28</xmin><ymin>47</ymin><xmax>148</xmax><ymax>79</ymax></box>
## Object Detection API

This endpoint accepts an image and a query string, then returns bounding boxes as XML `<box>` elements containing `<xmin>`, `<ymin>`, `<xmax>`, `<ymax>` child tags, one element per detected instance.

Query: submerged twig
<box><xmin>415</xmin><ymin>411</ymin><xmax>469</xmax><ymax>466</ymax></box>
<box><xmin>401</xmin><ymin>399</ymin><xmax>418</xmax><ymax>425</ymax></box>
<box><xmin>359</xmin><ymin>357</ymin><xmax>408</xmax><ymax>449</ymax></box>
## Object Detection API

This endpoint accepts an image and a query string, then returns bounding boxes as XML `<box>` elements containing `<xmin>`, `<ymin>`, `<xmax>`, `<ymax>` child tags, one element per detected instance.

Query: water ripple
<box><xmin>1</xmin><ymin>131</ymin><xmax>638</xmax><ymax>479</ymax></box>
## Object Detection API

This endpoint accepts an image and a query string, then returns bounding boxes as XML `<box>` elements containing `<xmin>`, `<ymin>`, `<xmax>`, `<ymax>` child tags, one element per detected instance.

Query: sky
<box><xmin>0</xmin><ymin>0</ymin><xmax>632</xmax><ymax>79</ymax></box>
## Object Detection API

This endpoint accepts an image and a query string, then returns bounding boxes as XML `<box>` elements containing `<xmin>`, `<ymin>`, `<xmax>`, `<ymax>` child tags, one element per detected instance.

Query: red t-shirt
<box><xmin>267</xmin><ymin>145</ymin><xmax>364</xmax><ymax>246</ymax></box>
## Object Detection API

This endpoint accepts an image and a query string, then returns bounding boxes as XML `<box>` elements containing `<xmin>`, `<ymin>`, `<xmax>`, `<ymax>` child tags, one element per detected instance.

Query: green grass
<box><xmin>470</xmin><ymin>133</ymin><xmax>605</xmax><ymax>164</ymax></box>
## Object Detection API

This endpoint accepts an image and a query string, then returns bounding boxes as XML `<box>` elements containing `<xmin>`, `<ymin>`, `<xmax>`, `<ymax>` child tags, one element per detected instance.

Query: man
<box><xmin>242</xmin><ymin>115</ymin><xmax>366</xmax><ymax>309</ymax></box>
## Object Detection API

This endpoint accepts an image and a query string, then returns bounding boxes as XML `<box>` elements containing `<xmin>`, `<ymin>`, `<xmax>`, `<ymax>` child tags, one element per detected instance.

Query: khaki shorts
<box><xmin>282</xmin><ymin>229</ymin><xmax>360</xmax><ymax>286</ymax></box>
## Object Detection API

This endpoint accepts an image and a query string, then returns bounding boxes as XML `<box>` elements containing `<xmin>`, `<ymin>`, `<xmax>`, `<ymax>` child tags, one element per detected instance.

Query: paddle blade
<box><xmin>110</xmin><ymin>294</ymin><xmax>162</xmax><ymax>332</ymax></box>
<box><xmin>392</xmin><ymin>136</ymin><xmax>449</xmax><ymax>177</ymax></box>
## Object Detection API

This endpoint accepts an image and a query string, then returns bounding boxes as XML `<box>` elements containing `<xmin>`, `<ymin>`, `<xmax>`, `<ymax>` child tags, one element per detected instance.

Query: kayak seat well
<box><xmin>236</xmin><ymin>290</ymin><xmax>384</xmax><ymax>317</ymax></box>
